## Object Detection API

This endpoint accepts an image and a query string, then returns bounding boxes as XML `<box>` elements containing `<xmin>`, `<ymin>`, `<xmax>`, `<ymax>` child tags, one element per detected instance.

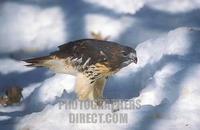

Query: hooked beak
<box><xmin>128</xmin><ymin>52</ymin><xmax>137</xmax><ymax>64</ymax></box>
<box><xmin>133</xmin><ymin>57</ymin><xmax>138</xmax><ymax>64</ymax></box>
<box><xmin>121</xmin><ymin>56</ymin><xmax>138</xmax><ymax>68</ymax></box>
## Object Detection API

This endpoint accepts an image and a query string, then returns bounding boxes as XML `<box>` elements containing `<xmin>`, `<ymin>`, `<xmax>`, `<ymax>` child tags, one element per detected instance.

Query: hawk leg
<box><xmin>75</xmin><ymin>73</ymin><xmax>93</xmax><ymax>100</ymax></box>
<box><xmin>75</xmin><ymin>73</ymin><xmax>107</xmax><ymax>105</ymax></box>
<box><xmin>93</xmin><ymin>77</ymin><xmax>106</xmax><ymax>106</ymax></box>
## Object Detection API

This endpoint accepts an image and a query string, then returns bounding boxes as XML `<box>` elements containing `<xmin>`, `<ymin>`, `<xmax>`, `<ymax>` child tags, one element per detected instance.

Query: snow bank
<box><xmin>29</xmin><ymin>74</ymin><xmax>75</xmax><ymax>106</ymax></box>
<box><xmin>0</xmin><ymin>58</ymin><xmax>33</xmax><ymax>75</ymax></box>
<box><xmin>147</xmin><ymin>0</ymin><xmax>200</xmax><ymax>14</ymax></box>
<box><xmin>152</xmin><ymin>64</ymin><xmax>200</xmax><ymax>130</ymax></box>
<box><xmin>15</xmin><ymin>103</ymin><xmax>136</xmax><ymax>130</ymax></box>
<box><xmin>83</xmin><ymin>0</ymin><xmax>145</xmax><ymax>14</ymax></box>
<box><xmin>14</xmin><ymin>27</ymin><xmax>200</xmax><ymax>130</ymax></box>
<box><xmin>85</xmin><ymin>14</ymin><xmax>134</xmax><ymax>40</ymax></box>
<box><xmin>83</xmin><ymin>0</ymin><xmax>200</xmax><ymax>14</ymax></box>
<box><xmin>0</xmin><ymin>57</ymin><xmax>51</xmax><ymax>88</ymax></box>
<box><xmin>136</xmin><ymin>27</ymin><xmax>191</xmax><ymax>68</ymax></box>
<box><xmin>0</xmin><ymin>2</ymin><xmax>66</xmax><ymax>53</ymax></box>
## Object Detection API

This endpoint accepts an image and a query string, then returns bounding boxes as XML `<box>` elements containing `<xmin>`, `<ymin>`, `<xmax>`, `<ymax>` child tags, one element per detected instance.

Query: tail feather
<box><xmin>23</xmin><ymin>56</ymin><xmax>52</xmax><ymax>67</ymax></box>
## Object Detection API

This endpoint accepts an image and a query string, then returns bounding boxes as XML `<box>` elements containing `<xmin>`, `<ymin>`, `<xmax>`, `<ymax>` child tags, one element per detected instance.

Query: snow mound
<box><xmin>83</xmin><ymin>0</ymin><xmax>200</xmax><ymax>14</ymax></box>
<box><xmin>0</xmin><ymin>2</ymin><xmax>66</xmax><ymax>53</ymax></box>
<box><xmin>83</xmin><ymin>0</ymin><xmax>145</xmax><ymax>14</ymax></box>
<box><xmin>85</xmin><ymin>14</ymin><xmax>134</xmax><ymax>40</ymax></box>
<box><xmin>147</xmin><ymin>0</ymin><xmax>200</xmax><ymax>14</ymax></box>
<box><xmin>29</xmin><ymin>74</ymin><xmax>75</xmax><ymax>106</ymax></box>
<box><xmin>136</xmin><ymin>27</ymin><xmax>191</xmax><ymax>68</ymax></box>
<box><xmin>0</xmin><ymin>58</ymin><xmax>33</xmax><ymax>75</ymax></box>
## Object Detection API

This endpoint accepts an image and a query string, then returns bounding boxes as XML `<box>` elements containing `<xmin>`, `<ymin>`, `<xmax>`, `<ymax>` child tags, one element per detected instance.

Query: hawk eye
<box><xmin>122</xmin><ymin>51</ymin><xmax>129</xmax><ymax>56</ymax></box>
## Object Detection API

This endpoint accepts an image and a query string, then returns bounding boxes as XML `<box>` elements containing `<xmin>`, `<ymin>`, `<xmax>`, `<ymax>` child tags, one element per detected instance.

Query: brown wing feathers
<box><xmin>23</xmin><ymin>39</ymin><xmax>124</xmax><ymax>71</ymax></box>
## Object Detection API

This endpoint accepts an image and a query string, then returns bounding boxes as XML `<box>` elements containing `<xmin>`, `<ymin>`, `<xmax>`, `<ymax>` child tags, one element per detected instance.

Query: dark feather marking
<box><xmin>94</xmin><ymin>69</ymin><xmax>100</xmax><ymax>72</ymax></box>
<box><xmin>87</xmin><ymin>71</ymin><xmax>93</xmax><ymax>74</ymax></box>
<box><xmin>90</xmin><ymin>80</ymin><xmax>95</xmax><ymax>84</ymax></box>
<box><xmin>87</xmin><ymin>73</ymin><xmax>93</xmax><ymax>77</ymax></box>
<box><xmin>90</xmin><ymin>77</ymin><xmax>96</xmax><ymax>80</ymax></box>
<box><xmin>90</xmin><ymin>66</ymin><xmax>95</xmax><ymax>69</ymax></box>
<box><xmin>94</xmin><ymin>73</ymin><xmax>100</xmax><ymax>77</ymax></box>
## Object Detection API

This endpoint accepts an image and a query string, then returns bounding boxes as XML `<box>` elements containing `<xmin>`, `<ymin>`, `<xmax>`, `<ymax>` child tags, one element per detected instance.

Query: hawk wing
<box><xmin>24</xmin><ymin>39</ymin><xmax>125</xmax><ymax>75</ymax></box>
<box><xmin>53</xmin><ymin>39</ymin><xmax>125</xmax><ymax>72</ymax></box>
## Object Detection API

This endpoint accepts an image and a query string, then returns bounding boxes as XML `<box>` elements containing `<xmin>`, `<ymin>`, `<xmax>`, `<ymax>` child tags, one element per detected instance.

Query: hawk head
<box><xmin>119</xmin><ymin>46</ymin><xmax>137</xmax><ymax>68</ymax></box>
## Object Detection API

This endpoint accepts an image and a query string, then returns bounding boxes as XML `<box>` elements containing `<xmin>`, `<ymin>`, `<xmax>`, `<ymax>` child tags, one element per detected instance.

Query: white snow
<box><xmin>152</xmin><ymin>64</ymin><xmax>200</xmax><ymax>130</ymax></box>
<box><xmin>29</xmin><ymin>74</ymin><xmax>75</xmax><ymax>105</ymax></box>
<box><xmin>0</xmin><ymin>58</ymin><xmax>33</xmax><ymax>74</ymax></box>
<box><xmin>0</xmin><ymin>1</ymin><xmax>200</xmax><ymax>130</ymax></box>
<box><xmin>137</xmin><ymin>63</ymin><xmax>182</xmax><ymax>106</ymax></box>
<box><xmin>83</xmin><ymin>0</ymin><xmax>145</xmax><ymax>14</ymax></box>
<box><xmin>12</xmin><ymin>27</ymin><xmax>200</xmax><ymax>130</ymax></box>
<box><xmin>85</xmin><ymin>14</ymin><xmax>134</xmax><ymax>40</ymax></box>
<box><xmin>83</xmin><ymin>0</ymin><xmax>200</xmax><ymax>14</ymax></box>
<box><xmin>146</xmin><ymin>0</ymin><xmax>200</xmax><ymax>14</ymax></box>
<box><xmin>136</xmin><ymin>27</ymin><xmax>191</xmax><ymax>68</ymax></box>
<box><xmin>0</xmin><ymin>2</ymin><xmax>66</xmax><ymax>53</ymax></box>
<box><xmin>0</xmin><ymin>116</ymin><xmax>11</xmax><ymax>121</ymax></box>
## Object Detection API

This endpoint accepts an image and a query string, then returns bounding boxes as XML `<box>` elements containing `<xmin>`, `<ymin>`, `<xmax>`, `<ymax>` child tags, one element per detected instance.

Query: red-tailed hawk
<box><xmin>24</xmin><ymin>39</ymin><xmax>137</xmax><ymax>104</ymax></box>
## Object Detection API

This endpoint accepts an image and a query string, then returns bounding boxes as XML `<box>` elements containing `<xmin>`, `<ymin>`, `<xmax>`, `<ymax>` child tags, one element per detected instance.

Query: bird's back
<box><xmin>53</xmin><ymin>39</ymin><xmax>125</xmax><ymax>70</ymax></box>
